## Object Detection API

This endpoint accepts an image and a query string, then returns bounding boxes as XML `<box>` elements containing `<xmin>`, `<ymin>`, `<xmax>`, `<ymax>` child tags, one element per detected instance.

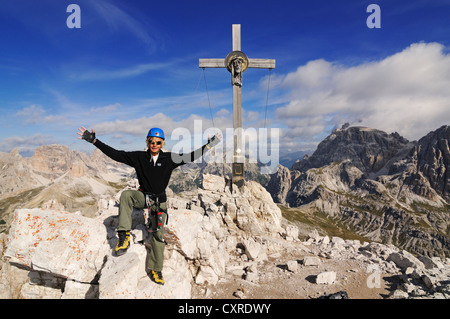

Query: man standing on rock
<box><xmin>77</xmin><ymin>126</ymin><xmax>221</xmax><ymax>285</ymax></box>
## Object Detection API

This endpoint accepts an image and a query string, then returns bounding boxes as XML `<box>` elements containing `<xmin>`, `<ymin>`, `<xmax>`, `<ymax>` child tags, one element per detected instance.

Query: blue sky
<box><xmin>1</xmin><ymin>0</ymin><xmax>449</xmax><ymax>158</ymax></box>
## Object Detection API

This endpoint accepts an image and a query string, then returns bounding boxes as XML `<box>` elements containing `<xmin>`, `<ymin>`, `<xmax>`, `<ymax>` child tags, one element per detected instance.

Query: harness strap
<box><xmin>144</xmin><ymin>192</ymin><xmax>169</xmax><ymax>228</ymax></box>
<box><xmin>141</xmin><ymin>189</ymin><xmax>167</xmax><ymax>204</ymax></box>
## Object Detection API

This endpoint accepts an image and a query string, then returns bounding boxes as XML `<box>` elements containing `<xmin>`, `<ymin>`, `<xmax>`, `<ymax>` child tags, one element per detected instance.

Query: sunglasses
<box><xmin>149</xmin><ymin>141</ymin><xmax>163</xmax><ymax>146</ymax></box>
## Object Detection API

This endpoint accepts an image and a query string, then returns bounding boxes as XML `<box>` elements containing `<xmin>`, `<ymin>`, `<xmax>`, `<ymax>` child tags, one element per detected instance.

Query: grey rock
<box><xmin>316</xmin><ymin>271</ymin><xmax>336</xmax><ymax>285</ymax></box>
<box><xmin>265</xmin><ymin>125</ymin><xmax>450</xmax><ymax>258</ymax></box>
<box><xmin>387</xmin><ymin>251</ymin><xmax>424</xmax><ymax>270</ymax></box>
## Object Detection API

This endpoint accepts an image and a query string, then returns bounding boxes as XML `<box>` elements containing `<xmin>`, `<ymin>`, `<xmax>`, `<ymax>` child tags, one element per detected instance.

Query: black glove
<box><xmin>207</xmin><ymin>135</ymin><xmax>220</xmax><ymax>148</ymax></box>
<box><xmin>82</xmin><ymin>130</ymin><xmax>96</xmax><ymax>143</ymax></box>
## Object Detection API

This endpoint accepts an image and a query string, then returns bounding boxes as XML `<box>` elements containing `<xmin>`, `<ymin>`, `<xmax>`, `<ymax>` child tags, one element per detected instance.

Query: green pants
<box><xmin>117</xmin><ymin>190</ymin><xmax>167</xmax><ymax>272</ymax></box>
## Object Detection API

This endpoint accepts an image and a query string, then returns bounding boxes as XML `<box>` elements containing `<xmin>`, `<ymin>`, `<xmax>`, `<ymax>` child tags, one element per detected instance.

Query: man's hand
<box><xmin>207</xmin><ymin>132</ymin><xmax>222</xmax><ymax>149</ymax></box>
<box><xmin>77</xmin><ymin>126</ymin><xmax>96</xmax><ymax>143</ymax></box>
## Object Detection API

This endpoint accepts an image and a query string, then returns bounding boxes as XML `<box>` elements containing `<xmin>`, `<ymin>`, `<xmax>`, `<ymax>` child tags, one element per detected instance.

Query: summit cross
<box><xmin>199</xmin><ymin>24</ymin><xmax>276</xmax><ymax>187</ymax></box>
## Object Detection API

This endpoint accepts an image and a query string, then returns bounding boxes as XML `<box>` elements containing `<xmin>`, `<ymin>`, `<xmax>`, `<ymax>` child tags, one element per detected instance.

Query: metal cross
<box><xmin>199</xmin><ymin>24</ymin><xmax>276</xmax><ymax>187</ymax></box>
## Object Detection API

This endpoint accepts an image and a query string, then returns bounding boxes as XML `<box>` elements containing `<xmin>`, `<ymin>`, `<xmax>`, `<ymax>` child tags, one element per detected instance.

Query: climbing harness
<box><xmin>145</xmin><ymin>193</ymin><xmax>168</xmax><ymax>233</ymax></box>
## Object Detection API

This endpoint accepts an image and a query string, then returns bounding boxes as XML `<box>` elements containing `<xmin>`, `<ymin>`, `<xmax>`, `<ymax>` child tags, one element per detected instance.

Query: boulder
<box><xmin>202</xmin><ymin>174</ymin><xmax>226</xmax><ymax>192</ymax></box>
<box><xmin>1</xmin><ymin>173</ymin><xmax>292</xmax><ymax>299</ymax></box>
<box><xmin>5</xmin><ymin>208</ymin><xmax>108</xmax><ymax>283</ymax></box>
<box><xmin>331</xmin><ymin>236</ymin><xmax>346</xmax><ymax>248</ymax></box>
<box><xmin>242</xmin><ymin>238</ymin><xmax>262</xmax><ymax>261</ymax></box>
<box><xmin>99</xmin><ymin>248</ymin><xmax>192</xmax><ymax>299</ymax></box>
<box><xmin>418</xmin><ymin>256</ymin><xmax>444</xmax><ymax>269</ymax></box>
<box><xmin>387</xmin><ymin>251</ymin><xmax>424</xmax><ymax>270</ymax></box>
<box><xmin>303</xmin><ymin>256</ymin><xmax>321</xmax><ymax>266</ymax></box>
<box><xmin>316</xmin><ymin>271</ymin><xmax>336</xmax><ymax>285</ymax></box>
<box><xmin>286</xmin><ymin>260</ymin><xmax>298</xmax><ymax>273</ymax></box>
<box><xmin>285</xmin><ymin>225</ymin><xmax>299</xmax><ymax>241</ymax></box>
<box><xmin>319</xmin><ymin>291</ymin><xmax>349</xmax><ymax>299</ymax></box>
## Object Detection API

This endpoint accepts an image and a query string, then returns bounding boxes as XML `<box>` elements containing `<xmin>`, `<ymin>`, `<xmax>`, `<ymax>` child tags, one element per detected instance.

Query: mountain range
<box><xmin>0</xmin><ymin>145</ymin><xmax>133</xmax><ymax>233</ymax></box>
<box><xmin>267</xmin><ymin>124</ymin><xmax>449</xmax><ymax>258</ymax></box>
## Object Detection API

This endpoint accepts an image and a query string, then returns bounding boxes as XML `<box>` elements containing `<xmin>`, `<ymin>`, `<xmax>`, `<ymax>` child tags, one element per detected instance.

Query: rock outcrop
<box><xmin>407</xmin><ymin>125</ymin><xmax>450</xmax><ymax>202</ymax></box>
<box><xmin>0</xmin><ymin>145</ymin><xmax>126</xmax><ymax>199</ymax></box>
<box><xmin>292</xmin><ymin>126</ymin><xmax>413</xmax><ymax>175</ymax></box>
<box><xmin>1</xmin><ymin>173</ymin><xmax>449</xmax><ymax>299</ymax></box>
<box><xmin>268</xmin><ymin>125</ymin><xmax>450</xmax><ymax>258</ymax></box>
<box><xmin>0</xmin><ymin>174</ymin><xmax>284</xmax><ymax>298</ymax></box>
<box><xmin>0</xmin><ymin>145</ymin><xmax>133</xmax><ymax>233</ymax></box>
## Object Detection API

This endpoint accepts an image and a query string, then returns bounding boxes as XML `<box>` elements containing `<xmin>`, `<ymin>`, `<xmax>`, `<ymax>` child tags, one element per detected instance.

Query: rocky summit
<box><xmin>0</xmin><ymin>125</ymin><xmax>449</xmax><ymax>299</ymax></box>
<box><xmin>292</xmin><ymin>126</ymin><xmax>413</xmax><ymax>174</ymax></box>
<box><xmin>267</xmin><ymin>125</ymin><xmax>450</xmax><ymax>258</ymax></box>
<box><xmin>0</xmin><ymin>173</ymin><xmax>449</xmax><ymax>299</ymax></box>
<box><xmin>0</xmin><ymin>174</ymin><xmax>283</xmax><ymax>299</ymax></box>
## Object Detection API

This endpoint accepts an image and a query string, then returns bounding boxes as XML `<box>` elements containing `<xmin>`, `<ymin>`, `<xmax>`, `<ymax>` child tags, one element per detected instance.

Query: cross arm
<box><xmin>199</xmin><ymin>58</ymin><xmax>276</xmax><ymax>69</ymax></box>
<box><xmin>199</xmin><ymin>59</ymin><xmax>226</xmax><ymax>68</ymax></box>
<box><xmin>248</xmin><ymin>59</ymin><xmax>276</xmax><ymax>69</ymax></box>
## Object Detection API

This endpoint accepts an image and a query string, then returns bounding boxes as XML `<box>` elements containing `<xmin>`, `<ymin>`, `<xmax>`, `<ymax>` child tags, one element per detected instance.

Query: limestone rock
<box><xmin>316</xmin><ymin>271</ymin><xmax>336</xmax><ymax>285</ymax></box>
<box><xmin>387</xmin><ymin>251</ymin><xmax>424</xmax><ymax>270</ymax></box>
<box><xmin>242</xmin><ymin>239</ymin><xmax>262</xmax><ymax>261</ymax></box>
<box><xmin>292</xmin><ymin>126</ymin><xmax>412</xmax><ymax>174</ymax></box>
<box><xmin>286</xmin><ymin>260</ymin><xmax>298</xmax><ymax>273</ymax></box>
<box><xmin>285</xmin><ymin>224</ymin><xmax>299</xmax><ymax>241</ymax></box>
<box><xmin>413</xmin><ymin>125</ymin><xmax>450</xmax><ymax>202</ymax></box>
<box><xmin>266</xmin><ymin>125</ymin><xmax>450</xmax><ymax>258</ymax></box>
<box><xmin>202</xmin><ymin>174</ymin><xmax>226</xmax><ymax>192</ymax></box>
<box><xmin>303</xmin><ymin>256</ymin><xmax>321</xmax><ymax>266</ymax></box>
<box><xmin>99</xmin><ymin>248</ymin><xmax>192</xmax><ymax>299</ymax></box>
<box><xmin>5</xmin><ymin>208</ymin><xmax>109</xmax><ymax>283</ymax></box>
<box><xmin>265</xmin><ymin>165</ymin><xmax>296</xmax><ymax>204</ymax></box>
<box><xmin>3</xmin><ymin>159</ymin><xmax>448</xmax><ymax>300</ymax></box>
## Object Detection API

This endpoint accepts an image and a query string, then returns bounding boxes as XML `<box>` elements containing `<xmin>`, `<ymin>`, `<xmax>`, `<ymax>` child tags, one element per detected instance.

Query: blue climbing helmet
<box><xmin>147</xmin><ymin>128</ymin><xmax>165</xmax><ymax>140</ymax></box>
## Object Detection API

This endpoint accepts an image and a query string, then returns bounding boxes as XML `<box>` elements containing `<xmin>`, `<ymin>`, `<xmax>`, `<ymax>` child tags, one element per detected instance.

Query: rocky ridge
<box><xmin>267</xmin><ymin>125</ymin><xmax>450</xmax><ymax>258</ymax></box>
<box><xmin>0</xmin><ymin>145</ymin><xmax>133</xmax><ymax>233</ymax></box>
<box><xmin>292</xmin><ymin>126</ymin><xmax>413</xmax><ymax>175</ymax></box>
<box><xmin>1</xmin><ymin>174</ymin><xmax>448</xmax><ymax>299</ymax></box>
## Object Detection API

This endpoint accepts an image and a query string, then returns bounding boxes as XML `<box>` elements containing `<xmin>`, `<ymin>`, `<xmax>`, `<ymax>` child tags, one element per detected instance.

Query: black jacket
<box><xmin>94</xmin><ymin>139</ymin><xmax>211</xmax><ymax>197</ymax></box>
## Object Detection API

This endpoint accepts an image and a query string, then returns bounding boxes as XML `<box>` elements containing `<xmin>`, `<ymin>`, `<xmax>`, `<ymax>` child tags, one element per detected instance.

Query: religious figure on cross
<box><xmin>231</xmin><ymin>57</ymin><xmax>243</xmax><ymax>87</ymax></box>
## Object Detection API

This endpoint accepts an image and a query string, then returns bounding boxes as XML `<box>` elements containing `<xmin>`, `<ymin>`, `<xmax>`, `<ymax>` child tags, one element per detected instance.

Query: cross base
<box><xmin>232</xmin><ymin>162</ymin><xmax>245</xmax><ymax>188</ymax></box>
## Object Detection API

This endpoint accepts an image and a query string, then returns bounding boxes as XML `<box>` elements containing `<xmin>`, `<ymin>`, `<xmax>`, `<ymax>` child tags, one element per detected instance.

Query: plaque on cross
<box><xmin>199</xmin><ymin>24</ymin><xmax>276</xmax><ymax>187</ymax></box>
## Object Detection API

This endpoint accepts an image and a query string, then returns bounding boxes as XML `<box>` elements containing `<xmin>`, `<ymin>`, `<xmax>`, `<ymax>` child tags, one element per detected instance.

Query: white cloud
<box><xmin>215</xmin><ymin>108</ymin><xmax>230</xmax><ymax>117</ymax></box>
<box><xmin>89</xmin><ymin>103</ymin><xmax>120</xmax><ymax>113</ymax></box>
<box><xmin>0</xmin><ymin>134</ymin><xmax>57</xmax><ymax>154</ymax></box>
<box><xmin>73</xmin><ymin>62</ymin><xmax>175</xmax><ymax>81</ymax></box>
<box><xmin>93</xmin><ymin>112</ymin><xmax>233</xmax><ymax>139</ymax></box>
<box><xmin>275</xmin><ymin>42</ymin><xmax>450</xmax><ymax>143</ymax></box>
<box><xmin>15</xmin><ymin>104</ymin><xmax>45</xmax><ymax>124</ymax></box>
<box><xmin>15</xmin><ymin>104</ymin><xmax>67</xmax><ymax>125</ymax></box>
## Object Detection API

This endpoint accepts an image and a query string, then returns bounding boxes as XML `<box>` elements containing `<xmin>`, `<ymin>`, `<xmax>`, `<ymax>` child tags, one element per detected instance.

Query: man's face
<box><xmin>147</xmin><ymin>137</ymin><xmax>164</xmax><ymax>155</ymax></box>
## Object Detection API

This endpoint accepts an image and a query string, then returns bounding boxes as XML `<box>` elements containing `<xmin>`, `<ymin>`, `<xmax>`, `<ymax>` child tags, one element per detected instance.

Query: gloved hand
<box><xmin>207</xmin><ymin>133</ymin><xmax>222</xmax><ymax>149</ymax></box>
<box><xmin>77</xmin><ymin>126</ymin><xmax>96</xmax><ymax>143</ymax></box>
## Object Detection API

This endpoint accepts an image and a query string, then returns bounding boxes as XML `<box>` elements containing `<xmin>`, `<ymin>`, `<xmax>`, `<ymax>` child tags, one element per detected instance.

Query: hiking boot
<box><xmin>115</xmin><ymin>231</ymin><xmax>130</xmax><ymax>256</ymax></box>
<box><xmin>149</xmin><ymin>270</ymin><xmax>164</xmax><ymax>285</ymax></box>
